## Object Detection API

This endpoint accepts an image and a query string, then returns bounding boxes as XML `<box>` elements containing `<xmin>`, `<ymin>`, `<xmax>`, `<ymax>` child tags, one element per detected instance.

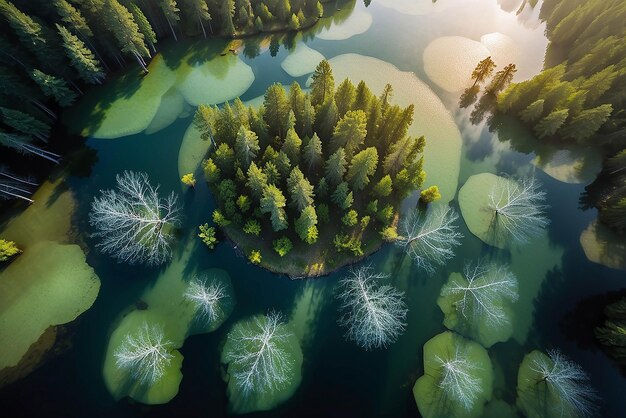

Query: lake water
<box><xmin>1</xmin><ymin>1</ymin><xmax>625</xmax><ymax>417</ymax></box>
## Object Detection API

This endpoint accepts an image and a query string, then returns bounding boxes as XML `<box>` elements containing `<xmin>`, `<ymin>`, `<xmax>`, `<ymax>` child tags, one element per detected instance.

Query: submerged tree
<box><xmin>487</xmin><ymin>175</ymin><xmax>549</xmax><ymax>244</ymax></box>
<box><xmin>337</xmin><ymin>265</ymin><xmax>408</xmax><ymax>350</ymax></box>
<box><xmin>89</xmin><ymin>171</ymin><xmax>181</xmax><ymax>266</ymax></box>
<box><xmin>184</xmin><ymin>274</ymin><xmax>229</xmax><ymax>324</ymax></box>
<box><xmin>222</xmin><ymin>312</ymin><xmax>298</xmax><ymax>397</ymax></box>
<box><xmin>439</xmin><ymin>260</ymin><xmax>518</xmax><ymax>347</ymax></box>
<box><xmin>114</xmin><ymin>322</ymin><xmax>174</xmax><ymax>386</ymax></box>
<box><xmin>517</xmin><ymin>349</ymin><xmax>598</xmax><ymax>418</ymax></box>
<box><xmin>436</xmin><ymin>347</ymin><xmax>483</xmax><ymax>412</ymax></box>
<box><xmin>396</xmin><ymin>205</ymin><xmax>463</xmax><ymax>274</ymax></box>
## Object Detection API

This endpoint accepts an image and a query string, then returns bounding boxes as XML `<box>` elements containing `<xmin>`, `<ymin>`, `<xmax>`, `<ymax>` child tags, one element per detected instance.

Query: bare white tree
<box><xmin>488</xmin><ymin>175</ymin><xmax>549</xmax><ymax>244</ymax></box>
<box><xmin>442</xmin><ymin>260</ymin><xmax>518</xmax><ymax>328</ymax></box>
<box><xmin>223</xmin><ymin>312</ymin><xmax>295</xmax><ymax>397</ymax></box>
<box><xmin>114</xmin><ymin>322</ymin><xmax>174</xmax><ymax>386</ymax></box>
<box><xmin>396</xmin><ymin>205</ymin><xmax>463</xmax><ymax>274</ymax></box>
<box><xmin>183</xmin><ymin>274</ymin><xmax>229</xmax><ymax>324</ymax></box>
<box><xmin>435</xmin><ymin>347</ymin><xmax>483</xmax><ymax>412</ymax></box>
<box><xmin>0</xmin><ymin>167</ymin><xmax>37</xmax><ymax>203</ymax></box>
<box><xmin>89</xmin><ymin>171</ymin><xmax>181</xmax><ymax>266</ymax></box>
<box><xmin>522</xmin><ymin>349</ymin><xmax>598</xmax><ymax>418</ymax></box>
<box><xmin>0</xmin><ymin>131</ymin><xmax>61</xmax><ymax>164</ymax></box>
<box><xmin>337</xmin><ymin>265</ymin><xmax>408</xmax><ymax>350</ymax></box>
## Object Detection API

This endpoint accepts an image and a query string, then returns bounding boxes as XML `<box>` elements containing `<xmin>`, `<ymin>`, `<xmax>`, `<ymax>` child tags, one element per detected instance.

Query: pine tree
<box><xmin>372</xmin><ymin>175</ymin><xmax>393</xmax><ymax>198</ymax></box>
<box><xmin>56</xmin><ymin>24</ymin><xmax>105</xmax><ymax>84</ymax></box>
<box><xmin>157</xmin><ymin>0</ymin><xmax>180</xmax><ymax>40</ymax></box>
<box><xmin>245</xmin><ymin>161</ymin><xmax>268</xmax><ymax>198</ymax></box>
<box><xmin>303</xmin><ymin>133</ymin><xmax>323</xmax><ymax>172</ymax></box>
<box><xmin>213</xmin><ymin>143</ymin><xmax>235</xmax><ymax>174</ymax></box>
<box><xmin>102</xmin><ymin>0</ymin><xmax>151</xmax><ymax>71</ymax></box>
<box><xmin>30</xmin><ymin>69</ymin><xmax>77</xmax><ymax>107</ymax></box>
<box><xmin>282</xmin><ymin>128</ymin><xmax>302</xmax><ymax>164</ymax></box>
<box><xmin>310</xmin><ymin>59</ymin><xmax>335</xmax><ymax>108</ymax></box>
<box><xmin>0</xmin><ymin>107</ymin><xmax>50</xmax><ymax>142</ymax></box>
<box><xmin>263</xmin><ymin>83</ymin><xmax>290</xmax><ymax>139</ymax></box>
<box><xmin>534</xmin><ymin>108</ymin><xmax>569</xmax><ymax>139</ymax></box>
<box><xmin>486</xmin><ymin>63</ymin><xmax>517</xmax><ymax>94</ymax></box>
<box><xmin>235</xmin><ymin>126</ymin><xmax>260</xmax><ymax>168</ymax></box>
<box><xmin>182</xmin><ymin>0</ymin><xmax>213</xmax><ymax>37</ymax></box>
<box><xmin>332</xmin><ymin>181</ymin><xmax>353</xmax><ymax>210</ymax></box>
<box><xmin>314</xmin><ymin>97</ymin><xmax>339</xmax><ymax>140</ymax></box>
<box><xmin>194</xmin><ymin>104</ymin><xmax>217</xmax><ymax>144</ymax></box>
<box><xmin>325</xmin><ymin>148</ymin><xmax>347</xmax><ymax>185</ymax></box>
<box><xmin>260</xmin><ymin>184</ymin><xmax>288</xmax><ymax>231</ymax></box>
<box><xmin>352</xmin><ymin>81</ymin><xmax>373</xmax><ymax>112</ymax></box>
<box><xmin>221</xmin><ymin>0</ymin><xmax>236</xmax><ymax>36</ymax></box>
<box><xmin>519</xmin><ymin>99</ymin><xmax>545</xmax><ymax>123</ymax></box>
<box><xmin>330</xmin><ymin>110</ymin><xmax>367</xmax><ymax>158</ymax></box>
<box><xmin>215</xmin><ymin>102</ymin><xmax>240</xmax><ymax>145</ymax></box>
<box><xmin>289</xmin><ymin>81</ymin><xmax>307</xmax><ymax>136</ymax></box>
<box><xmin>347</xmin><ymin>147</ymin><xmax>378</xmax><ymax>191</ymax></box>
<box><xmin>287</xmin><ymin>167</ymin><xmax>314</xmax><ymax>211</ymax></box>
<box><xmin>275</xmin><ymin>0</ymin><xmax>291</xmax><ymax>22</ymax></box>
<box><xmin>54</xmin><ymin>0</ymin><xmax>93</xmax><ymax>37</ymax></box>
<box><xmin>128</xmin><ymin>3</ymin><xmax>157</xmax><ymax>51</ymax></box>
<box><xmin>295</xmin><ymin>206</ymin><xmax>318</xmax><ymax>243</ymax></box>
<box><xmin>334</xmin><ymin>78</ymin><xmax>356</xmax><ymax>117</ymax></box>
<box><xmin>470</xmin><ymin>56</ymin><xmax>496</xmax><ymax>87</ymax></box>
<box><xmin>559</xmin><ymin>104</ymin><xmax>613</xmax><ymax>142</ymax></box>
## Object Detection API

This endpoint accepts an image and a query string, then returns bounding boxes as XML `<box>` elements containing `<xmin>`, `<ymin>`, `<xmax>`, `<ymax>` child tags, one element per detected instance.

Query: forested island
<box><xmin>194</xmin><ymin>60</ymin><xmax>430</xmax><ymax>277</ymax></box>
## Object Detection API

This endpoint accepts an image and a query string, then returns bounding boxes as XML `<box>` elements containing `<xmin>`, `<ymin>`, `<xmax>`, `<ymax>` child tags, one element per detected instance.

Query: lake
<box><xmin>0</xmin><ymin>0</ymin><xmax>624</xmax><ymax>417</ymax></box>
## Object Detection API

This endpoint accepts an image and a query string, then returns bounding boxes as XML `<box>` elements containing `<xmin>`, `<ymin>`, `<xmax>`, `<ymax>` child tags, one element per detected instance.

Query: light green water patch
<box><xmin>145</xmin><ymin>87</ymin><xmax>185</xmax><ymax>135</ymax></box>
<box><xmin>281</xmin><ymin>44</ymin><xmax>325</xmax><ymax>77</ymax></box>
<box><xmin>177</xmin><ymin>54</ymin><xmax>254</xmax><ymax>107</ymax></box>
<box><xmin>287</xmin><ymin>280</ymin><xmax>331</xmax><ymax>345</ymax></box>
<box><xmin>423</xmin><ymin>36</ymin><xmax>490</xmax><ymax>93</ymax></box>
<box><xmin>102</xmin><ymin>309</ymin><xmax>184</xmax><ymax>405</ymax></box>
<box><xmin>221</xmin><ymin>314</ymin><xmax>303</xmax><ymax>414</ymax></box>
<box><xmin>0</xmin><ymin>178</ymin><xmax>75</xmax><ymax>249</ymax></box>
<box><xmin>177</xmin><ymin>122</ymin><xmax>210</xmax><ymax>183</ymax></box>
<box><xmin>0</xmin><ymin>241</ymin><xmax>100</xmax><ymax>370</ymax></box>
<box><xmin>320</xmin><ymin>54</ymin><xmax>462</xmax><ymax>203</ymax></box>
<box><xmin>315</xmin><ymin>8</ymin><xmax>372</xmax><ymax>41</ymax></box>
<box><xmin>509</xmin><ymin>233</ymin><xmax>563</xmax><ymax>344</ymax></box>
<box><xmin>377</xmin><ymin>0</ymin><xmax>452</xmax><ymax>15</ymax></box>
<box><xmin>413</xmin><ymin>331</ymin><xmax>493</xmax><ymax>418</ymax></box>
<box><xmin>458</xmin><ymin>173</ymin><xmax>507</xmax><ymax>248</ymax></box>
<box><xmin>483</xmin><ymin>399</ymin><xmax>518</xmax><ymax>418</ymax></box>
<box><xmin>532</xmin><ymin>148</ymin><xmax>602</xmax><ymax>184</ymax></box>
<box><xmin>91</xmin><ymin>56</ymin><xmax>176</xmax><ymax>139</ymax></box>
<box><xmin>437</xmin><ymin>272</ymin><xmax>515</xmax><ymax>348</ymax></box>
<box><xmin>102</xmin><ymin>239</ymin><xmax>234</xmax><ymax>403</ymax></box>
<box><xmin>580</xmin><ymin>220</ymin><xmax>626</xmax><ymax>271</ymax></box>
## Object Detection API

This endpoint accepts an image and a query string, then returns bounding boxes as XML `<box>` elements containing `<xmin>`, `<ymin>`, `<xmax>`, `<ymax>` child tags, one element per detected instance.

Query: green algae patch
<box><xmin>437</xmin><ymin>271</ymin><xmax>516</xmax><ymax>348</ymax></box>
<box><xmin>0</xmin><ymin>242</ymin><xmax>100</xmax><ymax>370</ymax></box>
<box><xmin>580</xmin><ymin>219</ymin><xmax>626</xmax><ymax>271</ymax></box>
<box><xmin>102</xmin><ymin>239</ymin><xmax>234</xmax><ymax>404</ymax></box>
<box><xmin>458</xmin><ymin>173</ymin><xmax>510</xmax><ymax>249</ymax></box>
<box><xmin>281</xmin><ymin>44</ymin><xmax>325</xmax><ymax>77</ymax></box>
<box><xmin>221</xmin><ymin>314</ymin><xmax>303</xmax><ymax>414</ymax></box>
<box><xmin>102</xmin><ymin>309</ymin><xmax>183</xmax><ymax>405</ymax></box>
<box><xmin>0</xmin><ymin>178</ymin><xmax>75</xmax><ymax>249</ymax></box>
<box><xmin>315</xmin><ymin>8</ymin><xmax>372</xmax><ymax>41</ymax></box>
<box><xmin>177</xmin><ymin>122</ymin><xmax>210</xmax><ymax>182</ymax></box>
<box><xmin>145</xmin><ymin>87</ymin><xmax>186</xmax><ymax>135</ymax></box>
<box><xmin>287</xmin><ymin>280</ymin><xmax>332</xmax><ymax>345</ymax></box>
<box><xmin>177</xmin><ymin>54</ymin><xmax>254</xmax><ymax>107</ymax></box>
<box><xmin>90</xmin><ymin>56</ymin><xmax>176</xmax><ymax>139</ymax></box>
<box><xmin>413</xmin><ymin>331</ymin><xmax>494</xmax><ymax>418</ymax></box>
<box><xmin>532</xmin><ymin>148</ymin><xmax>602</xmax><ymax>185</ymax></box>
<box><xmin>321</xmin><ymin>54</ymin><xmax>462</xmax><ymax>203</ymax></box>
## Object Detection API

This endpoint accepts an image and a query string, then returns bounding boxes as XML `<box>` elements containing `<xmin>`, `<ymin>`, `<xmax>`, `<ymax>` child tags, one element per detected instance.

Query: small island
<box><xmin>195</xmin><ymin>60</ymin><xmax>428</xmax><ymax>277</ymax></box>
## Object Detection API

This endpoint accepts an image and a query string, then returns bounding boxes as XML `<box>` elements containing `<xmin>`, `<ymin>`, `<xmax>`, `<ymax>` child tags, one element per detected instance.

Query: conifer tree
<box><xmin>129</xmin><ymin>3</ymin><xmax>157</xmax><ymax>51</ymax></box>
<box><xmin>102</xmin><ymin>0</ymin><xmax>151</xmax><ymax>71</ymax></box>
<box><xmin>519</xmin><ymin>99</ymin><xmax>545</xmax><ymax>123</ymax></box>
<box><xmin>260</xmin><ymin>184</ymin><xmax>288</xmax><ymax>231</ymax></box>
<box><xmin>30</xmin><ymin>69</ymin><xmax>77</xmax><ymax>107</ymax></box>
<box><xmin>325</xmin><ymin>148</ymin><xmax>347</xmax><ymax>185</ymax></box>
<box><xmin>332</xmin><ymin>181</ymin><xmax>353</xmax><ymax>210</ymax></box>
<box><xmin>287</xmin><ymin>167</ymin><xmax>314</xmax><ymax>211</ymax></box>
<box><xmin>54</xmin><ymin>0</ymin><xmax>93</xmax><ymax>37</ymax></box>
<box><xmin>263</xmin><ymin>83</ymin><xmax>290</xmax><ymax>139</ymax></box>
<box><xmin>335</xmin><ymin>78</ymin><xmax>356</xmax><ymax>118</ymax></box>
<box><xmin>314</xmin><ymin>97</ymin><xmax>339</xmax><ymax>140</ymax></box>
<box><xmin>486</xmin><ymin>63</ymin><xmax>517</xmax><ymax>94</ymax></box>
<box><xmin>534</xmin><ymin>108</ymin><xmax>569</xmax><ymax>139</ymax></box>
<box><xmin>372</xmin><ymin>175</ymin><xmax>393</xmax><ymax>198</ymax></box>
<box><xmin>282</xmin><ymin>128</ymin><xmax>302</xmax><ymax>164</ymax></box>
<box><xmin>303</xmin><ymin>133</ymin><xmax>323</xmax><ymax>172</ymax></box>
<box><xmin>0</xmin><ymin>107</ymin><xmax>50</xmax><ymax>142</ymax></box>
<box><xmin>330</xmin><ymin>110</ymin><xmax>367</xmax><ymax>158</ymax></box>
<box><xmin>221</xmin><ymin>0</ymin><xmax>236</xmax><ymax>36</ymax></box>
<box><xmin>470</xmin><ymin>56</ymin><xmax>496</xmax><ymax>87</ymax></box>
<box><xmin>182</xmin><ymin>0</ymin><xmax>212</xmax><ymax>37</ymax></box>
<box><xmin>215</xmin><ymin>102</ymin><xmax>240</xmax><ymax>145</ymax></box>
<box><xmin>310</xmin><ymin>59</ymin><xmax>335</xmax><ymax>108</ymax></box>
<box><xmin>295</xmin><ymin>205</ymin><xmax>318</xmax><ymax>244</ymax></box>
<box><xmin>559</xmin><ymin>104</ymin><xmax>613</xmax><ymax>142</ymax></box>
<box><xmin>56</xmin><ymin>24</ymin><xmax>105</xmax><ymax>84</ymax></box>
<box><xmin>347</xmin><ymin>147</ymin><xmax>378</xmax><ymax>191</ymax></box>
<box><xmin>235</xmin><ymin>126</ymin><xmax>260</xmax><ymax>168</ymax></box>
<box><xmin>245</xmin><ymin>161</ymin><xmax>268</xmax><ymax>199</ymax></box>
<box><xmin>352</xmin><ymin>80</ymin><xmax>373</xmax><ymax>112</ymax></box>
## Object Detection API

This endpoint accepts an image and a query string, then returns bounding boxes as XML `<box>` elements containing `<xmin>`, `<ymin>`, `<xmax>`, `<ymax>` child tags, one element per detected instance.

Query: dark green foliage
<box><xmin>273</xmin><ymin>236</ymin><xmax>293</xmax><ymax>256</ymax></box>
<box><xmin>595</xmin><ymin>297</ymin><xmax>626</xmax><ymax>367</ymax></box>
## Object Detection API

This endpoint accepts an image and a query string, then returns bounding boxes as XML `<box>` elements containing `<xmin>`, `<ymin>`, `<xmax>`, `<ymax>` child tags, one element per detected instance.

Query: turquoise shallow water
<box><xmin>1</xmin><ymin>1</ymin><xmax>624</xmax><ymax>417</ymax></box>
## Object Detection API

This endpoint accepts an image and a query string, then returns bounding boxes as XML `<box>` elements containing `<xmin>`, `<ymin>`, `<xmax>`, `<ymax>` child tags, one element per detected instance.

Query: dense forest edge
<box><xmin>489</xmin><ymin>0</ymin><xmax>626</xmax><ymax>235</ymax></box>
<box><xmin>0</xmin><ymin>0</ymin><xmax>350</xmax><ymax>214</ymax></box>
<box><xmin>193</xmin><ymin>60</ymin><xmax>430</xmax><ymax>277</ymax></box>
